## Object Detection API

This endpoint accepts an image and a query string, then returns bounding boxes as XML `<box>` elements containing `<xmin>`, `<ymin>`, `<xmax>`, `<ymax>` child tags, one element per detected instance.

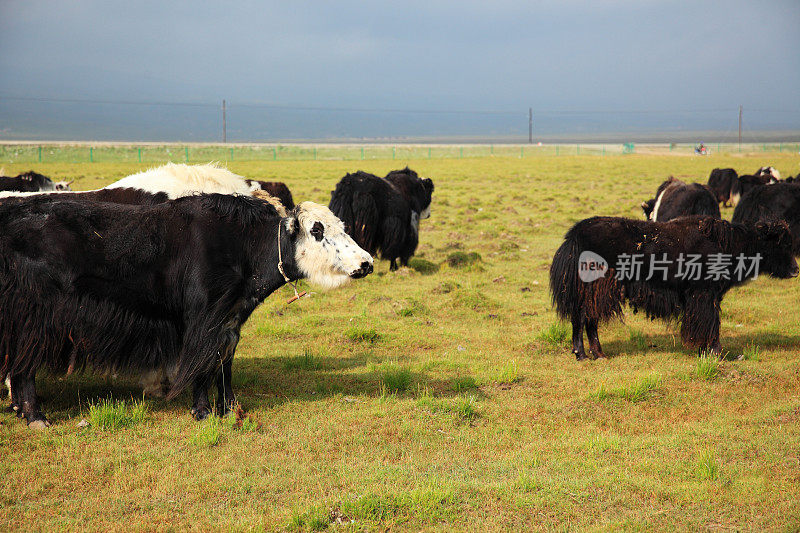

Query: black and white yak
<box><xmin>0</xmin><ymin>170</ymin><xmax>72</xmax><ymax>193</ymax></box>
<box><xmin>329</xmin><ymin>168</ymin><xmax>434</xmax><ymax>270</ymax></box>
<box><xmin>550</xmin><ymin>215</ymin><xmax>797</xmax><ymax>360</ymax></box>
<box><xmin>732</xmin><ymin>182</ymin><xmax>800</xmax><ymax>254</ymax></box>
<box><xmin>0</xmin><ymin>163</ymin><xmax>291</xmax><ymax>401</ymax></box>
<box><xmin>641</xmin><ymin>177</ymin><xmax>720</xmax><ymax>222</ymax></box>
<box><xmin>0</xmin><ymin>193</ymin><xmax>372</xmax><ymax>428</ymax></box>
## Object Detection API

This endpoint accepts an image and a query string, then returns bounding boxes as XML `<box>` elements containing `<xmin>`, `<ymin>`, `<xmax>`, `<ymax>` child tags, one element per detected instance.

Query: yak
<box><xmin>0</xmin><ymin>193</ymin><xmax>373</xmax><ymax>428</ymax></box>
<box><xmin>707</xmin><ymin>168</ymin><xmax>738</xmax><ymax>206</ymax></box>
<box><xmin>246</xmin><ymin>180</ymin><xmax>295</xmax><ymax>210</ymax></box>
<box><xmin>550</xmin><ymin>215</ymin><xmax>798</xmax><ymax>360</ymax></box>
<box><xmin>641</xmin><ymin>177</ymin><xmax>720</xmax><ymax>222</ymax></box>
<box><xmin>0</xmin><ymin>170</ymin><xmax>72</xmax><ymax>193</ymax></box>
<box><xmin>329</xmin><ymin>168</ymin><xmax>434</xmax><ymax>270</ymax></box>
<box><xmin>732</xmin><ymin>182</ymin><xmax>800</xmax><ymax>254</ymax></box>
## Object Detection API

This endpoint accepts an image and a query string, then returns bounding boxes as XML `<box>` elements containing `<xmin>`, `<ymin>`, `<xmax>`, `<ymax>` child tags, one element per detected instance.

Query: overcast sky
<box><xmin>0</xmin><ymin>1</ymin><xmax>798</xmax><ymax>140</ymax></box>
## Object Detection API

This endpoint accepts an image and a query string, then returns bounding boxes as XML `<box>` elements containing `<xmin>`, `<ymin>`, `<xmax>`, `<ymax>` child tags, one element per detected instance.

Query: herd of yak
<box><xmin>552</xmin><ymin>165</ymin><xmax>800</xmax><ymax>361</ymax></box>
<box><xmin>0</xmin><ymin>164</ymin><xmax>432</xmax><ymax>428</ymax></box>
<box><xmin>0</xmin><ymin>160</ymin><xmax>798</xmax><ymax>428</ymax></box>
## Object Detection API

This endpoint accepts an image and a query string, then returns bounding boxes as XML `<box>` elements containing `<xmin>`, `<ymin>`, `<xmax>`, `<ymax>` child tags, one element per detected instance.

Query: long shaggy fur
<box><xmin>550</xmin><ymin>215</ymin><xmax>797</xmax><ymax>356</ymax></box>
<box><xmin>329</xmin><ymin>168</ymin><xmax>433</xmax><ymax>269</ymax></box>
<box><xmin>107</xmin><ymin>162</ymin><xmax>253</xmax><ymax>198</ymax></box>
<box><xmin>732</xmin><ymin>182</ymin><xmax>800</xmax><ymax>254</ymax></box>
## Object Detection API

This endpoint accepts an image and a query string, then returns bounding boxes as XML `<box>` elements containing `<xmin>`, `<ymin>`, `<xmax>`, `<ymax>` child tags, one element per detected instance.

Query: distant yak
<box><xmin>732</xmin><ymin>182</ymin><xmax>800</xmax><ymax>254</ymax></box>
<box><xmin>641</xmin><ymin>177</ymin><xmax>720</xmax><ymax>222</ymax></box>
<box><xmin>0</xmin><ymin>170</ymin><xmax>72</xmax><ymax>193</ymax></box>
<box><xmin>707</xmin><ymin>168</ymin><xmax>738</xmax><ymax>206</ymax></box>
<box><xmin>329</xmin><ymin>167</ymin><xmax>434</xmax><ymax>270</ymax></box>
<box><xmin>550</xmin><ymin>215</ymin><xmax>797</xmax><ymax>360</ymax></box>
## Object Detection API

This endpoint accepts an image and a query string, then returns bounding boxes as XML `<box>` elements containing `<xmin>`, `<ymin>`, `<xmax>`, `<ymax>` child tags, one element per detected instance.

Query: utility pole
<box><xmin>222</xmin><ymin>99</ymin><xmax>227</xmax><ymax>143</ymax></box>
<box><xmin>528</xmin><ymin>107</ymin><xmax>533</xmax><ymax>144</ymax></box>
<box><xmin>738</xmin><ymin>104</ymin><xmax>742</xmax><ymax>150</ymax></box>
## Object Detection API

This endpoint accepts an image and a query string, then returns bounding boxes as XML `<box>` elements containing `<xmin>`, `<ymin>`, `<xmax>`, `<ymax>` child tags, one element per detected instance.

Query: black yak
<box><xmin>641</xmin><ymin>177</ymin><xmax>720</xmax><ymax>222</ymax></box>
<box><xmin>707</xmin><ymin>168</ymin><xmax>738</xmax><ymax>206</ymax></box>
<box><xmin>0</xmin><ymin>194</ymin><xmax>372</xmax><ymax>428</ymax></box>
<box><xmin>732</xmin><ymin>182</ymin><xmax>800</xmax><ymax>254</ymax></box>
<box><xmin>550</xmin><ymin>215</ymin><xmax>798</xmax><ymax>360</ymax></box>
<box><xmin>731</xmin><ymin>173</ymin><xmax>772</xmax><ymax>206</ymax></box>
<box><xmin>0</xmin><ymin>170</ymin><xmax>72</xmax><ymax>193</ymax></box>
<box><xmin>246</xmin><ymin>179</ymin><xmax>295</xmax><ymax>210</ymax></box>
<box><xmin>329</xmin><ymin>168</ymin><xmax>434</xmax><ymax>270</ymax></box>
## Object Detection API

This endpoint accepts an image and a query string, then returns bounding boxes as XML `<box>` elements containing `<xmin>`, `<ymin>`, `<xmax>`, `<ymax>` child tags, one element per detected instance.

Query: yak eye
<box><xmin>310</xmin><ymin>221</ymin><xmax>324</xmax><ymax>241</ymax></box>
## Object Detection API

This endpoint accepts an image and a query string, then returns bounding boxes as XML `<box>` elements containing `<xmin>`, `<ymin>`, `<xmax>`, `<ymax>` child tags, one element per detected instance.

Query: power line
<box><xmin>4</xmin><ymin>93</ymin><xmax>796</xmax><ymax>117</ymax></box>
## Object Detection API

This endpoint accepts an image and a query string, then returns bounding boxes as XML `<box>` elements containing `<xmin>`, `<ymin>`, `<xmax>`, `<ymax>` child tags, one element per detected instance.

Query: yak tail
<box><xmin>549</xmin><ymin>233</ymin><xmax>582</xmax><ymax>320</ymax></box>
<box><xmin>330</xmin><ymin>184</ymin><xmax>380</xmax><ymax>255</ymax></box>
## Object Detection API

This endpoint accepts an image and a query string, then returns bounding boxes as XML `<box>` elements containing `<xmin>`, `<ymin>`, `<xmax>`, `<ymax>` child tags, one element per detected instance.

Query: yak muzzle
<box><xmin>350</xmin><ymin>261</ymin><xmax>374</xmax><ymax>279</ymax></box>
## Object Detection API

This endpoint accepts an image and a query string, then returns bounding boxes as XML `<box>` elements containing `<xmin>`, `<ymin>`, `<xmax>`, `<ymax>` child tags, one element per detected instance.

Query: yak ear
<box><xmin>283</xmin><ymin>214</ymin><xmax>300</xmax><ymax>237</ymax></box>
<box><xmin>422</xmin><ymin>178</ymin><xmax>434</xmax><ymax>193</ymax></box>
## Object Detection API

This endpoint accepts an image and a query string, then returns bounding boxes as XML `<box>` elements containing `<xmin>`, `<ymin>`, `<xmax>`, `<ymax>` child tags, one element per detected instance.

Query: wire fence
<box><xmin>0</xmin><ymin>142</ymin><xmax>798</xmax><ymax>165</ymax></box>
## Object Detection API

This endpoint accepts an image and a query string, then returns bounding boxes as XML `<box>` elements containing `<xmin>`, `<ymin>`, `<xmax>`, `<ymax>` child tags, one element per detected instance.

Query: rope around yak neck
<box><xmin>277</xmin><ymin>220</ymin><xmax>307</xmax><ymax>304</ymax></box>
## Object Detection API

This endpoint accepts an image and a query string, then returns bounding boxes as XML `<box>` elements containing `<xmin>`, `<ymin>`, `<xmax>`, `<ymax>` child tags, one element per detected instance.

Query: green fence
<box><xmin>0</xmin><ymin>142</ymin><xmax>798</xmax><ymax>164</ymax></box>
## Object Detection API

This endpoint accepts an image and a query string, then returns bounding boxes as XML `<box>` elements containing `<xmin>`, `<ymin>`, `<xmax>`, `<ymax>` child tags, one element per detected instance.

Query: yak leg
<box><xmin>215</xmin><ymin>359</ymin><xmax>236</xmax><ymax>417</ymax></box>
<box><xmin>12</xmin><ymin>374</ymin><xmax>49</xmax><ymax>429</ymax></box>
<box><xmin>586</xmin><ymin>318</ymin><xmax>606</xmax><ymax>360</ymax></box>
<box><xmin>389</xmin><ymin>259</ymin><xmax>399</xmax><ymax>271</ymax></box>
<box><xmin>571</xmin><ymin>313</ymin><xmax>588</xmax><ymax>360</ymax></box>
<box><xmin>683</xmin><ymin>292</ymin><xmax>722</xmax><ymax>357</ymax></box>
<box><xmin>190</xmin><ymin>374</ymin><xmax>213</xmax><ymax>421</ymax></box>
<box><xmin>5</xmin><ymin>374</ymin><xmax>19</xmax><ymax>413</ymax></box>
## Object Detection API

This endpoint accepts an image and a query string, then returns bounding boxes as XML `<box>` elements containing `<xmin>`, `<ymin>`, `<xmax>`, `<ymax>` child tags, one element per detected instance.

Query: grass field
<box><xmin>1</xmin><ymin>152</ymin><xmax>800</xmax><ymax>531</ymax></box>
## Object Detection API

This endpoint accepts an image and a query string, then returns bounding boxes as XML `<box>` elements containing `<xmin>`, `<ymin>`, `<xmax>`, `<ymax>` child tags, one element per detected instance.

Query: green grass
<box><xmin>537</xmin><ymin>321</ymin><xmax>569</xmax><ymax>345</ymax></box>
<box><xmin>2</xmin><ymin>152</ymin><xmax>800</xmax><ymax>531</ymax></box>
<box><xmin>597</xmin><ymin>374</ymin><xmax>662</xmax><ymax>403</ymax></box>
<box><xmin>695</xmin><ymin>354</ymin><xmax>721</xmax><ymax>380</ymax></box>
<box><xmin>87</xmin><ymin>397</ymin><xmax>148</xmax><ymax>431</ymax></box>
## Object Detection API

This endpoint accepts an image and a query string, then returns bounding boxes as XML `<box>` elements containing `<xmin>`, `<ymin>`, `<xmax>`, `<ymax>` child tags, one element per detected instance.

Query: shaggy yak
<box><xmin>707</xmin><ymin>168</ymin><xmax>738</xmax><ymax>206</ymax></box>
<box><xmin>246</xmin><ymin>180</ymin><xmax>295</xmax><ymax>210</ymax></box>
<box><xmin>0</xmin><ymin>193</ymin><xmax>372</xmax><ymax>428</ymax></box>
<box><xmin>732</xmin><ymin>182</ymin><xmax>800</xmax><ymax>254</ymax></box>
<box><xmin>0</xmin><ymin>170</ymin><xmax>72</xmax><ymax>193</ymax></box>
<box><xmin>329</xmin><ymin>168</ymin><xmax>434</xmax><ymax>270</ymax></box>
<box><xmin>550</xmin><ymin>215</ymin><xmax>798</xmax><ymax>360</ymax></box>
<box><xmin>0</xmin><ymin>164</ymin><xmax>291</xmax><ymax>401</ymax></box>
<box><xmin>641</xmin><ymin>177</ymin><xmax>720</xmax><ymax>222</ymax></box>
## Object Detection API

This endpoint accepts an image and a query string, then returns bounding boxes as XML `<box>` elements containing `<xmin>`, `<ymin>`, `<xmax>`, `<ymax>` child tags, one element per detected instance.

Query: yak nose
<box><xmin>350</xmin><ymin>261</ymin><xmax>373</xmax><ymax>279</ymax></box>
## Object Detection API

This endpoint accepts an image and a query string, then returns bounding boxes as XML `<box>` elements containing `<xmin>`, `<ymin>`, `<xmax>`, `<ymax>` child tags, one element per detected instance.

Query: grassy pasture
<box><xmin>1</xmin><ymin>152</ymin><xmax>800</xmax><ymax>531</ymax></box>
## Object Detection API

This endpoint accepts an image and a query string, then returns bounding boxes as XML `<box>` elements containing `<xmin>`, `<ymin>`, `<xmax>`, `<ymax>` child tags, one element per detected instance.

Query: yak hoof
<box><xmin>573</xmin><ymin>351</ymin><xmax>589</xmax><ymax>361</ymax></box>
<box><xmin>191</xmin><ymin>406</ymin><xmax>212</xmax><ymax>421</ymax></box>
<box><xmin>28</xmin><ymin>419</ymin><xmax>50</xmax><ymax>430</ymax></box>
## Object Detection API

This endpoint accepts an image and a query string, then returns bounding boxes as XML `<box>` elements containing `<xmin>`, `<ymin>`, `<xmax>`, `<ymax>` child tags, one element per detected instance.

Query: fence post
<box><xmin>138</xmin><ymin>148</ymin><xmax>142</xmax><ymax>162</ymax></box>
<box><xmin>314</xmin><ymin>147</ymin><xmax>317</xmax><ymax>160</ymax></box>
<box><xmin>392</xmin><ymin>146</ymin><xmax>396</xmax><ymax>160</ymax></box>
<box><xmin>38</xmin><ymin>146</ymin><xmax>42</xmax><ymax>163</ymax></box>
<box><xmin>361</xmin><ymin>146</ymin><xmax>364</xmax><ymax>160</ymax></box>
<box><xmin>185</xmin><ymin>146</ymin><xmax>189</xmax><ymax>162</ymax></box>
<box><xmin>273</xmin><ymin>147</ymin><xmax>277</xmax><ymax>161</ymax></box>
<box><xmin>230</xmin><ymin>148</ymin><xmax>234</xmax><ymax>161</ymax></box>
<box><xmin>602</xmin><ymin>145</ymin><xmax>606</xmax><ymax>156</ymax></box>
<box><xmin>520</xmin><ymin>146</ymin><xmax>523</xmax><ymax>158</ymax></box>
<box><xmin>428</xmin><ymin>147</ymin><xmax>431</xmax><ymax>159</ymax></box>
<box><xmin>490</xmin><ymin>145</ymin><xmax>494</xmax><ymax>155</ymax></box>
<box><xmin>89</xmin><ymin>147</ymin><xmax>93</xmax><ymax>163</ymax></box>
<box><xmin>576</xmin><ymin>145</ymin><xmax>580</xmax><ymax>155</ymax></box>
<box><xmin>460</xmin><ymin>147</ymin><xmax>463</xmax><ymax>158</ymax></box>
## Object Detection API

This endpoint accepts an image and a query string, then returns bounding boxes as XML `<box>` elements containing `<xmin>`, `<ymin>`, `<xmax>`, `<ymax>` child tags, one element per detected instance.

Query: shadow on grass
<box><xmin>5</xmin><ymin>353</ymin><xmax>485</xmax><ymax>424</ymax></box>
